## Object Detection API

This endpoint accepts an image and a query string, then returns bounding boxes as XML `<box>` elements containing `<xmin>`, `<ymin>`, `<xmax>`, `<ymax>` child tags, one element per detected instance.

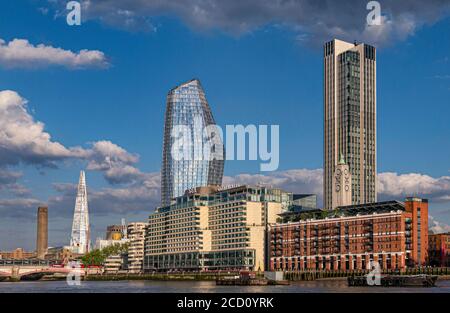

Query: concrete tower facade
<box><xmin>69</xmin><ymin>171</ymin><xmax>90</xmax><ymax>254</ymax></box>
<box><xmin>331</xmin><ymin>155</ymin><xmax>352</xmax><ymax>209</ymax></box>
<box><xmin>324</xmin><ymin>39</ymin><xmax>377</xmax><ymax>209</ymax></box>
<box><xmin>161</xmin><ymin>79</ymin><xmax>224</xmax><ymax>206</ymax></box>
<box><xmin>36</xmin><ymin>206</ymin><xmax>48</xmax><ymax>259</ymax></box>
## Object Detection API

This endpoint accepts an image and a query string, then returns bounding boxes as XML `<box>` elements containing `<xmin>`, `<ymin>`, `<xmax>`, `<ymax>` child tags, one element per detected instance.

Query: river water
<box><xmin>1</xmin><ymin>279</ymin><xmax>450</xmax><ymax>293</ymax></box>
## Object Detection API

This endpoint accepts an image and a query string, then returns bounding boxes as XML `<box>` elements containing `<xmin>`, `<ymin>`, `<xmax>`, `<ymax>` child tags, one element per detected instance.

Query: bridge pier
<box><xmin>11</xmin><ymin>266</ymin><xmax>20</xmax><ymax>281</ymax></box>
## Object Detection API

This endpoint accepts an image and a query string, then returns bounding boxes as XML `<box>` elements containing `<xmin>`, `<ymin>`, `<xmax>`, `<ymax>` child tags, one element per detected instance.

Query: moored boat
<box><xmin>216</xmin><ymin>271</ymin><xmax>290</xmax><ymax>286</ymax></box>
<box><xmin>348</xmin><ymin>274</ymin><xmax>438</xmax><ymax>287</ymax></box>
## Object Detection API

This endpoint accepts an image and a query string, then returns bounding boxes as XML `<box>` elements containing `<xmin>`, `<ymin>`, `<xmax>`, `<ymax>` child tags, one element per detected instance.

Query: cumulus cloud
<box><xmin>429</xmin><ymin>215</ymin><xmax>450</xmax><ymax>234</ymax></box>
<box><xmin>0</xmin><ymin>90</ymin><xmax>83</xmax><ymax>167</ymax></box>
<box><xmin>223</xmin><ymin>169</ymin><xmax>450</xmax><ymax>210</ymax></box>
<box><xmin>84</xmin><ymin>141</ymin><xmax>145</xmax><ymax>184</ymax></box>
<box><xmin>47</xmin><ymin>0</ymin><xmax>450</xmax><ymax>46</ymax></box>
<box><xmin>224</xmin><ymin>168</ymin><xmax>323</xmax><ymax>196</ymax></box>
<box><xmin>0</xmin><ymin>38</ymin><xmax>109</xmax><ymax>69</ymax></box>
<box><xmin>0</xmin><ymin>90</ymin><xmax>145</xmax><ymax>185</ymax></box>
<box><xmin>378</xmin><ymin>172</ymin><xmax>450</xmax><ymax>202</ymax></box>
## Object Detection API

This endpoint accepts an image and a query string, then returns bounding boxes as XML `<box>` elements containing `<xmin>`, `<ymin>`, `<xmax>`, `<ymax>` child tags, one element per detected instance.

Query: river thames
<box><xmin>1</xmin><ymin>279</ymin><xmax>450</xmax><ymax>293</ymax></box>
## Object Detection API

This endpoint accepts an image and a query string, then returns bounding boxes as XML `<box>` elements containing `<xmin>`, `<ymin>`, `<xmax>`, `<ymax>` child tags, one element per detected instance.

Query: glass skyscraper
<box><xmin>161</xmin><ymin>79</ymin><xmax>224</xmax><ymax>206</ymax></box>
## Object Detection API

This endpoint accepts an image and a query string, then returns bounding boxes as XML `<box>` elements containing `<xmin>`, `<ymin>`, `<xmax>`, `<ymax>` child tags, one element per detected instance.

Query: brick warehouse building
<box><xmin>429</xmin><ymin>233</ymin><xmax>450</xmax><ymax>267</ymax></box>
<box><xmin>269</xmin><ymin>198</ymin><xmax>428</xmax><ymax>271</ymax></box>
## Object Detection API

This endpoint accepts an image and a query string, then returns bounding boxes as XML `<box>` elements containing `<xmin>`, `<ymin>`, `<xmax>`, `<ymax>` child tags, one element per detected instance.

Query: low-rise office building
<box><xmin>45</xmin><ymin>247</ymin><xmax>74</xmax><ymax>264</ymax></box>
<box><xmin>144</xmin><ymin>185</ymin><xmax>291</xmax><ymax>272</ymax></box>
<box><xmin>270</xmin><ymin>198</ymin><xmax>428</xmax><ymax>271</ymax></box>
<box><xmin>0</xmin><ymin>248</ymin><xmax>35</xmax><ymax>260</ymax></box>
<box><xmin>429</xmin><ymin>232</ymin><xmax>450</xmax><ymax>267</ymax></box>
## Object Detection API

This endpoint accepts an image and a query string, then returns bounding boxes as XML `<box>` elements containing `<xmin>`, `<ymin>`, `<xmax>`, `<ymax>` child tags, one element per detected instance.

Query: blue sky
<box><xmin>0</xmin><ymin>1</ymin><xmax>450</xmax><ymax>250</ymax></box>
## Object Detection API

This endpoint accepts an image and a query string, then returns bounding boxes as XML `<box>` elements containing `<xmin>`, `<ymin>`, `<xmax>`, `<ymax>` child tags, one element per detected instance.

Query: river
<box><xmin>1</xmin><ymin>279</ymin><xmax>450</xmax><ymax>293</ymax></box>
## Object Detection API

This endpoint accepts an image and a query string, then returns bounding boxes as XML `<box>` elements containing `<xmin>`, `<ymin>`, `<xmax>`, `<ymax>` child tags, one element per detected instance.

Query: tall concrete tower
<box><xmin>36</xmin><ymin>206</ymin><xmax>48</xmax><ymax>259</ymax></box>
<box><xmin>69</xmin><ymin>171</ymin><xmax>90</xmax><ymax>254</ymax></box>
<box><xmin>323</xmin><ymin>39</ymin><xmax>377</xmax><ymax>209</ymax></box>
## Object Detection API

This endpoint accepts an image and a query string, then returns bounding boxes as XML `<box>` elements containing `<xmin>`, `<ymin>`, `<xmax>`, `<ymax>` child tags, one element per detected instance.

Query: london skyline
<box><xmin>1</xmin><ymin>1</ymin><xmax>450</xmax><ymax>251</ymax></box>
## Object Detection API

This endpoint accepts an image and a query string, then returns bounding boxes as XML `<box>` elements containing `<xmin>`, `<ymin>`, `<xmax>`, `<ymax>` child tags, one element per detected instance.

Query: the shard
<box><xmin>69</xmin><ymin>170</ymin><xmax>90</xmax><ymax>254</ymax></box>
<box><xmin>161</xmin><ymin>78</ymin><xmax>224</xmax><ymax>206</ymax></box>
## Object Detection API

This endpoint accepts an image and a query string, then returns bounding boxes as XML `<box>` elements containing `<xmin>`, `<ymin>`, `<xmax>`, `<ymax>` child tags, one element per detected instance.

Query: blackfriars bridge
<box><xmin>0</xmin><ymin>259</ymin><xmax>83</xmax><ymax>281</ymax></box>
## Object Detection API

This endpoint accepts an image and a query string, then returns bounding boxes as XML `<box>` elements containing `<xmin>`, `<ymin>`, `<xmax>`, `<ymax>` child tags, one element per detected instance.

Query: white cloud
<box><xmin>0</xmin><ymin>90</ymin><xmax>145</xmax><ymax>185</ymax></box>
<box><xmin>429</xmin><ymin>215</ymin><xmax>450</xmax><ymax>234</ymax></box>
<box><xmin>224</xmin><ymin>168</ymin><xmax>323</xmax><ymax>196</ymax></box>
<box><xmin>0</xmin><ymin>90</ymin><xmax>77</xmax><ymax>167</ymax></box>
<box><xmin>47</xmin><ymin>0</ymin><xmax>450</xmax><ymax>46</ymax></box>
<box><xmin>85</xmin><ymin>141</ymin><xmax>144</xmax><ymax>184</ymax></box>
<box><xmin>378</xmin><ymin>172</ymin><xmax>450</xmax><ymax>202</ymax></box>
<box><xmin>0</xmin><ymin>38</ymin><xmax>109</xmax><ymax>69</ymax></box>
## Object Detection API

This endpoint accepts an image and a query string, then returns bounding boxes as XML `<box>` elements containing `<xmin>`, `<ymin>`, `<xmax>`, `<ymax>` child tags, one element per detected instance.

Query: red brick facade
<box><xmin>429</xmin><ymin>233</ymin><xmax>450</xmax><ymax>267</ymax></box>
<box><xmin>269</xmin><ymin>198</ymin><xmax>428</xmax><ymax>271</ymax></box>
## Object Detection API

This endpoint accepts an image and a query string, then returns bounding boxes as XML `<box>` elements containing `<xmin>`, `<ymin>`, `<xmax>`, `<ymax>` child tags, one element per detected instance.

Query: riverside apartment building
<box><xmin>270</xmin><ymin>197</ymin><xmax>428</xmax><ymax>271</ymax></box>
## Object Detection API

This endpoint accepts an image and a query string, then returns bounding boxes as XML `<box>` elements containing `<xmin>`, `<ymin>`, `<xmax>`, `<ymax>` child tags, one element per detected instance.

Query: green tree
<box><xmin>81</xmin><ymin>242</ymin><xmax>129</xmax><ymax>266</ymax></box>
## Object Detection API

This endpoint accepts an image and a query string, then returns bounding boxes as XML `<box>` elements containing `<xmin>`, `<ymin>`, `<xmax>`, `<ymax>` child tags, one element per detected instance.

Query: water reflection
<box><xmin>0</xmin><ymin>279</ymin><xmax>449</xmax><ymax>293</ymax></box>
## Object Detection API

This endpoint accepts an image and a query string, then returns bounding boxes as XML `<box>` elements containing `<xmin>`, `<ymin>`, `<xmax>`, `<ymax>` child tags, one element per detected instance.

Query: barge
<box><xmin>348</xmin><ymin>274</ymin><xmax>438</xmax><ymax>287</ymax></box>
<box><xmin>216</xmin><ymin>271</ymin><xmax>289</xmax><ymax>286</ymax></box>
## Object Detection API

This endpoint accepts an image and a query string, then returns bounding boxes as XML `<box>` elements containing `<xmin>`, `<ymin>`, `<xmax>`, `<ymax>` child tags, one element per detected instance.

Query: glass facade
<box><xmin>144</xmin><ymin>250</ymin><xmax>256</xmax><ymax>271</ymax></box>
<box><xmin>338</xmin><ymin>50</ymin><xmax>361</xmax><ymax>204</ymax></box>
<box><xmin>161</xmin><ymin>79</ymin><xmax>224</xmax><ymax>206</ymax></box>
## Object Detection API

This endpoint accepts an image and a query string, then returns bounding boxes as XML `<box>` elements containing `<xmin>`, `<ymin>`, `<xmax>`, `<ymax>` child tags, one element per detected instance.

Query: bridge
<box><xmin>0</xmin><ymin>259</ymin><xmax>85</xmax><ymax>281</ymax></box>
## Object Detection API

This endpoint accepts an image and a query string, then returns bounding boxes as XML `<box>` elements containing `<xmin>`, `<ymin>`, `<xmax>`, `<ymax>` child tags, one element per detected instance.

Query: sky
<box><xmin>0</xmin><ymin>0</ymin><xmax>450</xmax><ymax>250</ymax></box>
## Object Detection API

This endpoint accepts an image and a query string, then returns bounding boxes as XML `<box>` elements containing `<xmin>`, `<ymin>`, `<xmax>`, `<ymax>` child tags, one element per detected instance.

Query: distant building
<box><xmin>161</xmin><ymin>79</ymin><xmax>224</xmax><ymax>206</ymax></box>
<box><xmin>36</xmin><ymin>206</ymin><xmax>48</xmax><ymax>259</ymax></box>
<box><xmin>104</xmin><ymin>254</ymin><xmax>128</xmax><ymax>274</ymax></box>
<box><xmin>45</xmin><ymin>247</ymin><xmax>74</xmax><ymax>264</ymax></box>
<box><xmin>292</xmin><ymin>194</ymin><xmax>317</xmax><ymax>209</ymax></box>
<box><xmin>106</xmin><ymin>224</ymin><xmax>126</xmax><ymax>241</ymax></box>
<box><xmin>144</xmin><ymin>185</ymin><xmax>290</xmax><ymax>272</ymax></box>
<box><xmin>95</xmin><ymin>238</ymin><xmax>129</xmax><ymax>250</ymax></box>
<box><xmin>324</xmin><ymin>39</ymin><xmax>377</xmax><ymax>209</ymax></box>
<box><xmin>270</xmin><ymin>198</ymin><xmax>429</xmax><ymax>271</ymax></box>
<box><xmin>95</xmin><ymin>220</ymin><xmax>129</xmax><ymax>250</ymax></box>
<box><xmin>428</xmin><ymin>232</ymin><xmax>450</xmax><ymax>267</ymax></box>
<box><xmin>127</xmin><ymin>222</ymin><xmax>146</xmax><ymax>273</ymax></box>
<box><xmin>0</xmin><ymin>248</ymin><xmax>35</xmax><ymax>260</ymax></box>
<box><xmin>69</xmin><ymin>171</ymin><xmax>91</xmax><ymax>254</ymax></box>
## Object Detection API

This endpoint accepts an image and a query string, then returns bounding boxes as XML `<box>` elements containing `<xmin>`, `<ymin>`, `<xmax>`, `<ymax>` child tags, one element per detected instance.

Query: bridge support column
<box><xmin>11</xmin><ymin>266</ymin><xmax>20</xmax><ymax>281</ymax></box>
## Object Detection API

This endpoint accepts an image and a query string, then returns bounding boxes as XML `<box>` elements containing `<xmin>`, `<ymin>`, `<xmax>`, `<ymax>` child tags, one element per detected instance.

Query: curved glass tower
<box><xmin>161</xmin><ymin>79</ymin><xmax>224</xmax><ymax>206</ymax></box>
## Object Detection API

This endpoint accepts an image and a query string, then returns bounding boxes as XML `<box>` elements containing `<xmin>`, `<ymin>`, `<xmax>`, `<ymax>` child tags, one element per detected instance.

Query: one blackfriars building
<box><xmin>161</xmin><ymin>79</ymin><xmax>224</xmax><ymax>206</ymax></box>
<box><xmin>324</xmin><ymin>39</ymin><xmax>377</xmax><ymax>209</ymax></box>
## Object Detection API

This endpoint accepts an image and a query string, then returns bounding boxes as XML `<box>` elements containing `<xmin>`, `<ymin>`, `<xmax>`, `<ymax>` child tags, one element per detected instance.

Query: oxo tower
<box><xmin>69</xmin><ymin>170</ymin><xmax>91</xmax><ymax>254</ymax></box>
